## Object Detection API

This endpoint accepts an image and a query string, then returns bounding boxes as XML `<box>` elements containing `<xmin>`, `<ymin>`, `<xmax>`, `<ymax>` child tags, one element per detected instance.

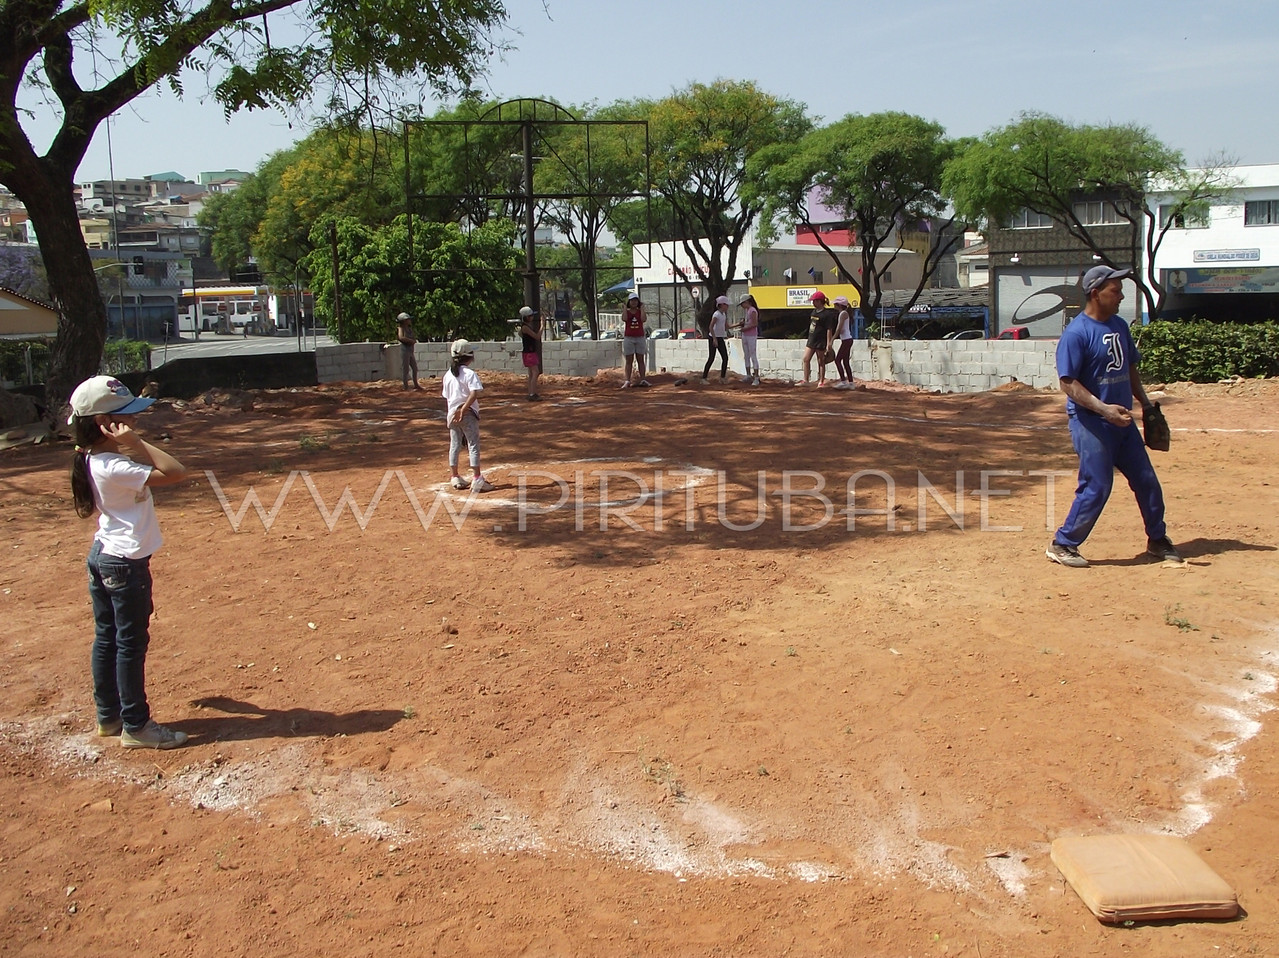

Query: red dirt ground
<box><xmin>1</xmin><ymin>371</ymin><xmax>1277</xmax><ymax>957</ymax></box>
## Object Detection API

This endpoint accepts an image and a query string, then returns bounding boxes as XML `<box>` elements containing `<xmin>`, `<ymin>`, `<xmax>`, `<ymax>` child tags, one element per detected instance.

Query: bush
<box><xmin>0</xmin><ymin>338</ymin><xmax>53</xmax><ymax>386</ymax></box>
<box><xmin>101</xmin><ymin>340</ymin><xmax>152</xmax><ymax>376</ymax></box>
<box><xmin>1133</xmin><ymin>320</ymin><xmax>1279</xmax><ymax>383</ymax></box>
<box><xmin>0</xmin><ymin>338</ymin><xmax>151</xmax><ymax>387</ymax></box>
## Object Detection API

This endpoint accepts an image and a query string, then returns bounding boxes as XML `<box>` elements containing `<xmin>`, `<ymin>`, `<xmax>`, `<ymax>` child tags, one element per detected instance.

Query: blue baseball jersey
<box><xmin>1056</xmin><ymin>312</ymin><xmax>1139</xmax><ymax>418</ymax></box>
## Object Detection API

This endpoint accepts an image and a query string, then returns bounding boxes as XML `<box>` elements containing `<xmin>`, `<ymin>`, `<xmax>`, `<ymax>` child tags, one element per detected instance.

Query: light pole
<box><xmin>92</xmin><ymin>262</ymin><xmax>127</xmax><ymax>340</ymax></box>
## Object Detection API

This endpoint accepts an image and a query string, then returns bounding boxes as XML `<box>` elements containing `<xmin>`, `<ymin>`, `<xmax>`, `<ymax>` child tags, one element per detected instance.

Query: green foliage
<box><xmin>0</xmin><ymin>339</ymin><xmax>53</xmax><ymax>385</ymax></box>
<box><xmin>749</xmin><ymin>111</ymin><xmax>960</xmax><ymax>314</ymax></box>
<box><xmin>3</xmin><ymin>0</ymin><xmax>509</xmax><ymax>402</ymax></box>
<box><xmin>645</xmin><ymin>80</ymin><xmax>811</xmax><ymax>295</ymax></box>
<box><xmin>100</xmin><ymin>341</ymin><xmax>153</xmax><ymax>376</ymax></box>
<box><xmin>1133</xmin><ymin>320</ymin><xmax>1279</xmax><ymax>382</ymax></box>
<box><xmin>943</xmin><ymin>113</ymin><xmax>1236</xmax><ymax>320</ymax></box>
<box><xmin>1</xmin><ymin>338</ymin><xmax>146</xmax><ymax>384</ymax></box>
<box><xmin>305</xmin><ymin>215</ymin><xmax>520</xmax><ymax>343</ymax></box>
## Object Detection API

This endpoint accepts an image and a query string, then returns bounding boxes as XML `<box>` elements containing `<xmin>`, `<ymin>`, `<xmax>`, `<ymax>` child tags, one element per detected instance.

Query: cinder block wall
<box><xmin>317</xmin><ymin>338</ymin><xmax>1059</xmax><ymax>393</ymax></box>
<box><xmin>318</xmin><ymin>340</ymin><xmax>627</xmax><ymax>384</ymax></box>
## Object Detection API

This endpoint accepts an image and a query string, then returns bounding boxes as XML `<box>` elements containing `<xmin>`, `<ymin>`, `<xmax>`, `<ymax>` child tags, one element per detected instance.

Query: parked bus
<box><xmin>179</xmin><ymin>285</ymin><xmax>272</xmax><ymax>335</ymax></box>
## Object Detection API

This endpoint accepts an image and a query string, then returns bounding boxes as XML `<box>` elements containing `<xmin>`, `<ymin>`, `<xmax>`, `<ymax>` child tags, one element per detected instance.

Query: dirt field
<box><xmin>2</xmin><ymin>370</ymin><xmax>1277</xmax><ymax>958</ymax></box>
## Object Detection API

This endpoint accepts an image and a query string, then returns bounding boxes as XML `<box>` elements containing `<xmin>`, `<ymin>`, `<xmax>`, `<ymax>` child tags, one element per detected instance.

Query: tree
<box><xmin>943</xmin><ymin>113</ymin><xmax>1237</xmax><ymax>320</ymax></box>
<box><xmin>750</xmin><ymin>112</ymin><xmax>964</xmax><ymax>330</ymax></box>
<box><xmin>643</xmin><ymin>81</ymin><xmax>810</xmax><ymax>331</ymax></box>
<box><xmin>1</xmin><ymin>0</ymin><xmax>508</xmax><ymax>412</ymax></box>
<box><xmin>0</xmin><ymin>244</ymin><xmax>49</xmax><ymax>303</ymax></box>
<box><xmin>534</xmin><ymin>102</ymin><xmax>648</xmax><ymax>336</ymax></box>
<box><xmin>304</xmin><ymin>215</ymin><xmax>519</xmax><ymax>344</ymax></box>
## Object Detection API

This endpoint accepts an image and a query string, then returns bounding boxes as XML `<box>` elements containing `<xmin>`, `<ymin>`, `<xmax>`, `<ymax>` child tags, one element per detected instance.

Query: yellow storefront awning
<box><xmin>749</xmin><ymin>284</ymin><xmax>861</xmax><ymax>310</ymax></box>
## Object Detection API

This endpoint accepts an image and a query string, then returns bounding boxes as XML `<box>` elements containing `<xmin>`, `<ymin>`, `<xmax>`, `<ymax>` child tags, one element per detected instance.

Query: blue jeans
<box><xmin>88</xmin><ymin>541</ymin><xmax>154</xmax><ymax>731</ymax></box>
<box><xmin>1055</xmin><ymin>414</ymin><xmax>1167</xmax><ymax>549</ymax></box>
<box><xmin>449</xmin><ymin>412</ymin><xmax>481</xmax><ymax>470</ymax></box>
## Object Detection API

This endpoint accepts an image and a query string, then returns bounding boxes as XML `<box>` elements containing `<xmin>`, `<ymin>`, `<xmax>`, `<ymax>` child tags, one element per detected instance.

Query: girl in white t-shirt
<box><xmin>442</xmin><ymin>340</ymin><xmax>494</xmax><ymax>492</ymax></box>
<box><xmin>832</xmin><ymin>295</ymin><xmax>855</xmax><ymax>388</ymax></box>
<box><xmin>69</xmin><ymin>376</ymin><xmax>191</xmax><ymax>750</ymax></box>
<box><xmin>736</xmin><ymin>293</ymin><xmax>760</xmax><ymax>385</ymax></box>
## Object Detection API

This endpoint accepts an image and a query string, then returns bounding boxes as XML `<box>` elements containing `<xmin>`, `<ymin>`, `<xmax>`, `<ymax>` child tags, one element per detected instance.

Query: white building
<box><xmin>1148</xmin><ymin>163</ymin><xmax>1279</xmax><ymax>321</ymax></box>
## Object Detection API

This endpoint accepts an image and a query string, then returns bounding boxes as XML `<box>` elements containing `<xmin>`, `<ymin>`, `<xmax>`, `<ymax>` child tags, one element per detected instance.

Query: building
<box><xmin>1148</xmin><ymin>163</ymin><xmax>1279</xmax><ymax>322</ymax></box>
<box><xmin>0</xmin><ymin>287</ymin><xmax>57</xmax><ymax>339</ymax></box>
<box><xmin>632</xmin><ymin>226</ymin><xmax>923</xmax><ymax>337</ymax></box>
<box><xmin>987</xmin><ymin>198</ymin><xmax>1138</xmax><ymax>337</ymax></box>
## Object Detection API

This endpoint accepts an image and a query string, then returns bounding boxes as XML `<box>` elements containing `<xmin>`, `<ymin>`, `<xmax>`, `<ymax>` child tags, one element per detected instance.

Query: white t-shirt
<box><xmin>710</xmin><ymin>309</ymin><xmax>728</xmax><ymax>338</ymax></box>
<box><xmin>89</xmin><ymin>452</ymin><xmax>162</xmax><ymax>559</ymax></box>
<box><xmin>442</xmin><ymin>364</ymin><xmax>483</xmax><ymax>422</ymax></box>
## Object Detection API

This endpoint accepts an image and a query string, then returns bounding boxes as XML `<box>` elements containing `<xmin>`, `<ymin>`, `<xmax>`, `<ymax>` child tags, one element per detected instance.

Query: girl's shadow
<box><xmin>180</xmin><ymin>696</ymin><xmax>404</xmax><ymax>742</ymax></box>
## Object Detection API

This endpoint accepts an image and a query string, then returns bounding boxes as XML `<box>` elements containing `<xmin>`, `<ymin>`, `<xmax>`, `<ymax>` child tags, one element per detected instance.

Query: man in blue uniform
<box><xmin>1046</xmin><ymin>265</ymin><xmax>1182</xmax><ymax>568</ymax></box>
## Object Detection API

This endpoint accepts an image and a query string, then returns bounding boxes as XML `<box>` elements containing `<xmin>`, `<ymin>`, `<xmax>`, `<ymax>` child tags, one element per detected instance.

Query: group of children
<box><xmin>67</xmin><ymin>290</ymin><xmax>857</xmax><ymax>750</ymax></box>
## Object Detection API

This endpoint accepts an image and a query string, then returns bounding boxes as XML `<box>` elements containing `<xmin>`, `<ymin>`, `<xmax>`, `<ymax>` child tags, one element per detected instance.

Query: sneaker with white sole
<box><xmin>450</xmin><ymin>476</ymin><xmax>470</xmax><ymax>490</ymax></box>
<box><xmin>1146</xmin><ymin>536</ymin><xmax>1184</xmax><ymax>563</ymax></box>
<box><xmin>1045</xmin><ymin>541</ymin><xmax>1089</xmax><ymax>568</ymax></box>
<box><xmin>751</xmin><ymin>376</ymin><xmax>761</xmax><ymax>386</ymax></box>
<box><xmin>471</xmin><ymin>477</ymin><xmax>495</xmax><ymax>493</ymax></box>
<box><xmin>121</xmin><ymin>719</ymin><xmax>189</xmax><ymax>750</ymax></box>
<box><xmin>97</xmin><ymin>718</ymin><xmax>123</xmax><ymax>737</ymax></box>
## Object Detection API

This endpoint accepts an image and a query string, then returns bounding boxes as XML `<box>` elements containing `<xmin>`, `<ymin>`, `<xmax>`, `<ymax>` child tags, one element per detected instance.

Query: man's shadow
<box><xmin>178</xmin><ymin>696</ymin><xmax>404</xmax><ymax>743</ymax></box>
<box><xmin>1089</xmin><ymin>537</ymin><xmax>1276</xmax><ymax>567</ymax></box>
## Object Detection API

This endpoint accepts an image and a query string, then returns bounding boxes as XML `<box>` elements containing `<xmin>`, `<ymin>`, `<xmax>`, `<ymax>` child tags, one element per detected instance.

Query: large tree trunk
<box><xmin>6</xmin><ymin>152</ymin><xmax>108</xmax><ymax>418</ymax></box>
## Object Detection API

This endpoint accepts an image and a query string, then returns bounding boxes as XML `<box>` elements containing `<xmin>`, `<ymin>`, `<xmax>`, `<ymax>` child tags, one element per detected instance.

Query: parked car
<box><xmin>649</xmin><ymin>329</ymin><xmax>673</xmax><ymax>340</ymax></box>
<box><xmin>600</xmin><ymin>330</ymin><xmax>620</xmax><ymax>340</ymax></box>
<box><xmin>993</xmin><ymin>327</ymin><xmax>1029</xmax><ymax>340</ymax></box>
<box><xmin>943</xmin><ymin>329</ymin><xmax>985</xmax><ymax>340</ymax></box>
<box><xmin>677</xmin><ymin>328</ymin><xmax>699</xmax><ymax>340</ymax></box>
<box><xmin>570</xmin><ymin>329</ymin><xmax>591</xmax><ymax>340</ymax></box>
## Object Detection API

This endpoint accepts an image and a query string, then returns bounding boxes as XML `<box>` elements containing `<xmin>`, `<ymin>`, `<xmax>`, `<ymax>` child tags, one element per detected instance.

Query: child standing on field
<box><xmin>69</xmin><ymin>376</ymin><xmax>192</xmax><ymax>750</ymax></box>
<box><xmin>442</xmin><ymin>339</ymin><xmax>494</xmax><ymax>492</ymax></box>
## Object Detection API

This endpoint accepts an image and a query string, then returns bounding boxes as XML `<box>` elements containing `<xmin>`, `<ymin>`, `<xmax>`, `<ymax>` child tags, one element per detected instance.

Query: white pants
<box><xmin>741</xmin><ymin>335</ymin><xmax>758</xmax><ymax>374</ymax></box>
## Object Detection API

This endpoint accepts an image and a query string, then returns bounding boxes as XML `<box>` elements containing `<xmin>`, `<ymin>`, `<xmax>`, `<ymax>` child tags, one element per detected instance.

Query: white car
<box><xmin>600</xmin><ymin>330</ymin><xmax>621</xmax><ymax>340</ymax></box>
<box><xmin>649</xmin><ymin>329</ymin><xmax>672</xmax><ymax>340</ymax></box>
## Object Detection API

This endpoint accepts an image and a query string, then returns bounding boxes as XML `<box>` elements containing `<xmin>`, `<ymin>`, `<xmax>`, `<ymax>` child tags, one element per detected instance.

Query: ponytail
<box><xmin>69</xmin><ymin>417</ymin><xmax>104</xmax><ymax>518</ymax></box>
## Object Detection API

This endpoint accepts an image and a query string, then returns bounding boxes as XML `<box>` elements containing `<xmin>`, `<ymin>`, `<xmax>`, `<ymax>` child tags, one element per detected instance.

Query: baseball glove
<box><xmin>1142</xmin><ymin>402</ymin><xmax>1171</xmax><ymax>452</ymax></box>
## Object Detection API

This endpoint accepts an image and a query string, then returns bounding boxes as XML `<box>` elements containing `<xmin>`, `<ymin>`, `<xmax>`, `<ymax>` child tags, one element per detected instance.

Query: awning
<box><xmin>599</xmin><ymin>277</ymin><xmax>635</xmax><ymax>295</ymax></box>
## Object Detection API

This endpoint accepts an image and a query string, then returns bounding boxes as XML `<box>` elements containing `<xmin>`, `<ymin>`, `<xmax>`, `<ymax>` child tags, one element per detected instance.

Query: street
<box><xmin>150</xmin><ymin>330</ymin><xmax>335</xmax><ymax>365</ymax></box>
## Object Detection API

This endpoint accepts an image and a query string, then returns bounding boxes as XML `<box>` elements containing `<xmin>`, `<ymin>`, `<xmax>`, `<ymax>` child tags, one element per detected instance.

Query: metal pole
<box><xmin>522</xmin><ymin>120</ymin><xmax>539</xmax><ymax>311</ymax></box>
<box><xmin>329</xmin><ymin>222</ymin><xmax>342</xmax><ymax>342</ymax></box>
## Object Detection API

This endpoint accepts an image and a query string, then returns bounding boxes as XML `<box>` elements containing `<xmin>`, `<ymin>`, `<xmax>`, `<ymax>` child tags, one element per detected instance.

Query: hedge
<box><xmin>0</xmin><ymin>338</ymin><xmax>151</xmax><ymax>387</ymax></box>
<box><xmin>1133</xmin><ymin>320</ymin><xmax>1279</xmax><ymax>383</ymax></box>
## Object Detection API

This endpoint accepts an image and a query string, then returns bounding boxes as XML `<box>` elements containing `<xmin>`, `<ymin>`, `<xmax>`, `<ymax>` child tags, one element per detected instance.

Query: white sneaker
<box><xmin>751</xmin><ymin>376</ymin><xmax>761</xmax><ymax>386</ymax></box>
<box><xmin>471</xmin><ymin>477</ymin><xmax>495</xmax><ymax>493</ymax></box>
<box><xmin>450</xmin><ymin>476</ymin><xmax>470</xmax><ymax>489</ymax></box>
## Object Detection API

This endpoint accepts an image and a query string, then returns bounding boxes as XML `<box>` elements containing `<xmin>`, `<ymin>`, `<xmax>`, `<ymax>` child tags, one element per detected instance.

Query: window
<box><xmin>1072</xmin><ymin>200</ymin><xmax>1125</xmax><ymax>225</ymax></box>
<box><xmin>1158</xmin><ymin>204</ymin><xmax>1209</xmax><ymax>229</ymax></box>
<box><xmin>1006</xmin><ymin>208</ymin><xmax>1053</xmax><ymax>229</ymax></box>
<box><xmin>1244</xmin><ymin>200</ymin><xmax>1279</xmax><ymax>226</ymax></box>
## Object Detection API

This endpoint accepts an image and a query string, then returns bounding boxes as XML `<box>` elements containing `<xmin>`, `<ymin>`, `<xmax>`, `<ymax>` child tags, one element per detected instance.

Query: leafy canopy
<box><xmin>304</xmin><ymin>215</ymin><xmax>520</xmax><ymax>344</ymax></box>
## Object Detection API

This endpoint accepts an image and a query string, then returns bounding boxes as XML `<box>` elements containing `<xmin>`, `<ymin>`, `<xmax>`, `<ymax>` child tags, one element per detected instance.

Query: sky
<box><xmin>25</xmin><ymin>0</ymin><xmax>1279</xmax><ymax>184</ymax></box>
